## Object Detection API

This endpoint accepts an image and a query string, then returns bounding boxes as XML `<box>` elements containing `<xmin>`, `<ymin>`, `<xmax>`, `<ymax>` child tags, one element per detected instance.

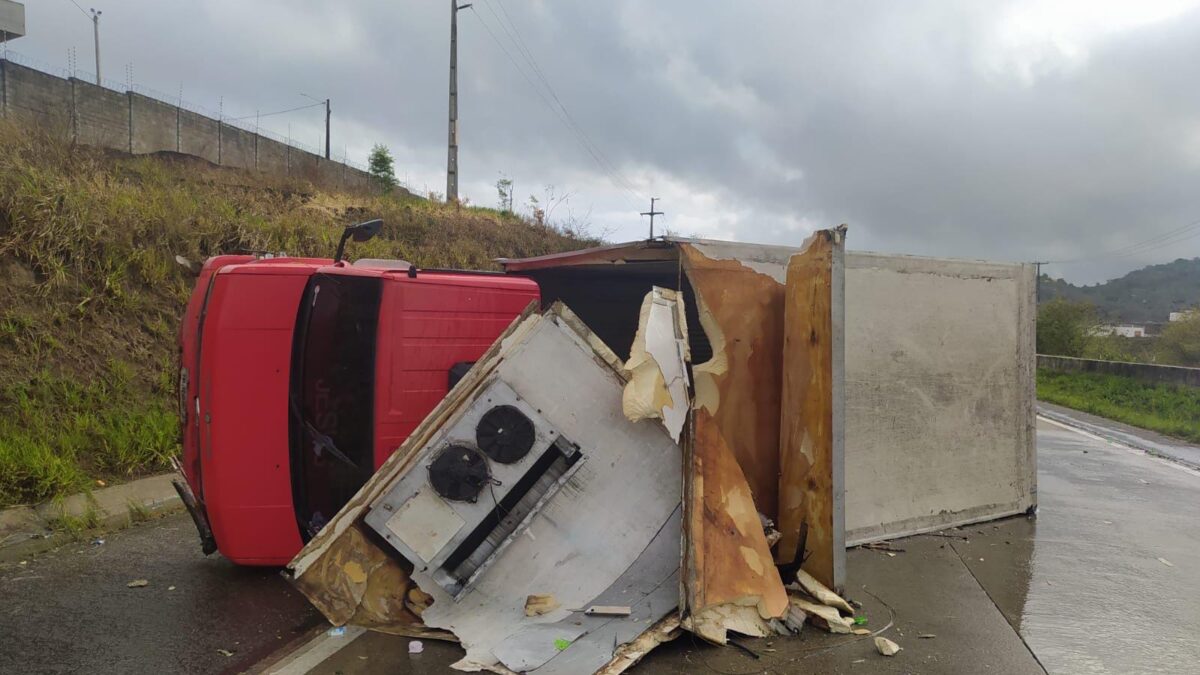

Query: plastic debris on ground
<box><xmin>874</xmin><ymin>636</ymin><xmax>902</xmax><ymax>656</ymax></box>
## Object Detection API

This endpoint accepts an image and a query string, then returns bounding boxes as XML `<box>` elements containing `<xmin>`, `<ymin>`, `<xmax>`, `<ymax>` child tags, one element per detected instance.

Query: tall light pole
<box><xmin>301</xmin><ymin>92</ymin><xmax>332</xmax><ymax>159</ymax></box>
<box><xmin>447</xmin><ymin>1</ymin><xmax>472</xmax><ymax>203</ymax></box>
<box><xmin>90</xmin><ymin>8</ymin><xmax>101</xmax><ymax>85</ymax></box>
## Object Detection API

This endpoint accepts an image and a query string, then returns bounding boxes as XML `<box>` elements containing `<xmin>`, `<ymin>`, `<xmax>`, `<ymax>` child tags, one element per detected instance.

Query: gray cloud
<box><xmin>15</xmin><ymin>0</ymin><xmax>1200</xmax><ymax>283</ymax></box>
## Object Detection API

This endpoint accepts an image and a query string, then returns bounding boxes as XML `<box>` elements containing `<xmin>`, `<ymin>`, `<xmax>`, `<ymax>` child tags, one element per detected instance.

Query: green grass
<box><xmin>0</xmin><ymin>121</ymin><xmax>597</xmax><ymax>508</ymax></box>
<box><xmin>1037</xmin><ymin>369</ymin><xmax>1200</xmax><ymax>443</ymax></box>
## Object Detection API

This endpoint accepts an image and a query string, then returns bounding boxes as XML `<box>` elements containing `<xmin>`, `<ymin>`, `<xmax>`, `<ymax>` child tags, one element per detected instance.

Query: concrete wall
<box><xmin>256</xmin><ymin>135</ymin><xmax>289</xmax><ymax>175</ymax></box>
<box><xmin>843</xmin><ymin>253</ymin><xmax>1037</xmax><ymax>544</ymax></box>
<box><xmin>129</xmin><ymin>92</ymin><xmax>177</xmax><ymax>154</ymax></box>
<box><xmin>1038</xmin><ymin>354</ymin><xmax>1200</xmax><ymax>388</ymax></box>
<box><xmin>291</xmin><ymin>149</ymin><xmax>320</xmax><ymax>183</ymax></box>
<box><xmin>3</xmin><ymin>61</ymin><xmax>71</xmax><ymax>132</ymax></box>
<box><xmin>0</xmin><ymin>58</ymin><xmax>378</xmax><ymax>192</ymax></box>
<box><xmin>177</xmin><ymin>109</ymin><xmax>219</xmax><ymax>163</ymax></box>
<box><xmin>219</xmin><ymin>123</ymin><xmax>255</xmax><ymax>170</ymax></box>
<box><xmin>71</xmin><ymin>78</ymin><xmax>129</xmax><ymax>151</ymax></box>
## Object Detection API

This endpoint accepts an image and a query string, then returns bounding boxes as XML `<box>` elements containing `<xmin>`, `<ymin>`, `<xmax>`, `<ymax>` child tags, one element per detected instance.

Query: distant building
<box><xmin>1090</xmin><ymin>324</ymin><xmax>1148</xmax><ymax>338</ymax></box>
<box><xmin>0</xmin><ymin>1</ymin><xmax>24</xmax><ymax>43</ymax></box>
<box><xmin>1169</xmin><ymin>310</ymin><xmax>1198</xmax><ymax>322</ymax></box>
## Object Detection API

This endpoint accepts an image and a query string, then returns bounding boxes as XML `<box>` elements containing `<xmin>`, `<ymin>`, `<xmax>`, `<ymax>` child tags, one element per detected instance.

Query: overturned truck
<box><xmin>285</xmin><ymin>230</ymin><xmax>1037</xmax><ymax>673</ymax></box>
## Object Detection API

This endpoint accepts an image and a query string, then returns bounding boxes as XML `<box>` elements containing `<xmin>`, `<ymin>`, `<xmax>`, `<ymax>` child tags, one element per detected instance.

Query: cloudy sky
<box><xmin>12</xmin><ymin>0</ymin><xmax>1200</xmax><ymax>283</ymax></box>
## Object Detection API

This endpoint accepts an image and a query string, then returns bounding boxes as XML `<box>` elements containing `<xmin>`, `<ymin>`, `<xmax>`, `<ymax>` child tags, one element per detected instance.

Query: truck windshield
<box><xmin>290</xmin><ymin>273</ymin><xmax>382</xmax><ymax>541</ymax></box>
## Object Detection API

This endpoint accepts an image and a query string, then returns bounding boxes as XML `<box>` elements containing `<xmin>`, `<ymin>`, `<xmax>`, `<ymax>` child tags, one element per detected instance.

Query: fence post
<box><xmin>126</xmin><ymin>91</ymin><xmax>133</xmax><ymax>154</ymax></box>
<box><xmin>70</xmin><ymin>78</ymin><xmax>78</xmax><ymax>143</ymax></box>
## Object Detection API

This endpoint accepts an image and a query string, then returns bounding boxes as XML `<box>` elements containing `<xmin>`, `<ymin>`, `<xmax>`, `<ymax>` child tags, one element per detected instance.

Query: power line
<box><xmin>224</xmin><ymin>101</ymin><xmax>324</xmax><ymax>122</ymax></box>
<box><xmin>486</xmin><ymin>0</ymin><xmax>645</xmax><ymax>201</ymax></box>
<box><xmin>65</xmin><ymin>0</ymin><xmax>91</xmax><ymax>19</ymax></box>
<box><xmin>471</xmin><ymin>3</ymin><xmax>645</xmax><ymax>206</ymax></box>
<box><xmin>1046</xmin><ymin>217</ymin><xmax>1200</xmax><ymax>265</ymax></box>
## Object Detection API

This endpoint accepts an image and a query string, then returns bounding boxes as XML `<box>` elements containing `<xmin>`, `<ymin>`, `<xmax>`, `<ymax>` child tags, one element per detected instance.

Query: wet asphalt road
<box><xmin>0</xmin><ymin>515</ymin><xmax>321</xmax><ymax>674</ymax></box>
<box><xmin>3</xmin><ymin>416</ymin><xmax>1200</xmax><ymax>674</ymax></box>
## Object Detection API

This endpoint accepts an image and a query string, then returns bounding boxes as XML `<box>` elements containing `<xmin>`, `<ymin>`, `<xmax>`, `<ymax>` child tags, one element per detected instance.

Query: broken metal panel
<box><xmin>288</xmin><ymin>303</ymin><xmax>544</xmax><ymax>624</ymax></box>
<box><xmin>405</xmin><ymin>312</ymin><xmax>681</xmax><ymax>672</ymax></box>
<box><xmin>679</xmin><ymin>243</ymin><xmax>788</xmax><ymax>520</ymax></box>
<box><xmin>776</xmin><ymin>227</ymin><xmax>846</xmax><ymax>591</ymax></box>
<box><xmin>289</xmin><ymin>304</ymin><xmax>684</xmax><ymax>674</ymax></box>
<box><xmin>681</xmin><ymin>407</ymin><xmax>789</xmax><ymax>645</ymax></box>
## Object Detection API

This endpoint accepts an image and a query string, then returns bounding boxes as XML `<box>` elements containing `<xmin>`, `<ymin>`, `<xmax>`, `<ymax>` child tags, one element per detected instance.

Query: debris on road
<box><xmin>918</xmin><ymin>633</ymin><xmax>936</xmax><ymax>639</ymax></box>
<box><xmin>126</xmin><ymin>579</ymin><xmax>148</xmax><ymax>588</ymax></box>
<box><xmin>216</xmin><ymin>649</ymin><xmax>234</xmax><ymax>657</ymax></box>
<box><xmin>874</xmin><ymin>636</ymin><xmax>902</xmax><ymax>656</ymax></box>
<box><xmin>525</xmin><ymin>594</ymin><xmax>560</xmax><ymax>617</ymax></box>
<box><xmin>1158</xmin><ymin>557</ymin><xmax>1174</xmax><ymax>567</ymax></box>
<box><xmin>794</xmin><ymin>569</ymin><xmax>855</xmax><ymax>614</ymax></box>
<box><xmin>408</xmin><ymin>640</ymin><xmax>424</xmax><ymax>654</ymax></box>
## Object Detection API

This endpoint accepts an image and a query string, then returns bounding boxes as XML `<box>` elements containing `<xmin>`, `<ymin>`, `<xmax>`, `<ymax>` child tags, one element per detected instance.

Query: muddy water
<box><xmin>958</xmin><ymin>421</ymin><xmax>1200</xmax><ymax>673</ymax></box>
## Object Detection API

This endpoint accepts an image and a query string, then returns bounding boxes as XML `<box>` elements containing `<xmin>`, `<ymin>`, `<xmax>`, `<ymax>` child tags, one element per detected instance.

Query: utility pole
<box><xmin>640</xmin><ymin>197</ymin><xmax>664</xmax><ymax>239</ymax></box>
<box><xmin>1033</xmin><ymin>261</ymin><xmax>1046</xmax><ymax>305</ymax></box>
<box><xmin>301</xmin><ymin>93</ymin><xmax>332</xmax><ymax>159</ymax></box>
<box><xmin>90</xmin><ymin>8</ymin><xmax>102</xmax><ymax>85</ymax></box>
<box><xmin>447</xmin><ymin>1</ymin><xmax>472</xmax><ymax>203</ymax></box>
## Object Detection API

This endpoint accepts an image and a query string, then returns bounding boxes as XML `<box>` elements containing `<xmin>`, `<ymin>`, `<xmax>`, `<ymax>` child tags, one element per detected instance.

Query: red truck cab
<box><xmin>177</xmin><ymin>253</ymin><xmax>538</xmax><ymax>565</ymax></box>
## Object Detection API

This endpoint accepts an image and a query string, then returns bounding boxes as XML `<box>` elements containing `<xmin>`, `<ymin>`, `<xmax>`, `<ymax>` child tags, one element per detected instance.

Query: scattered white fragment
<box><xmin>852</xmin><ymin>628</ymin><xmax>871</xmax><ymax>635</ymax></box>
<box><xmin>794</xmin><ymin>569</ymin><xmax>855</xmax><ymax>615</ymax></box>
<box><xmin>408</xmin><ymin>640</ymin><xmax>424</xmax><ymax>654</ymax></box>
<box><xmin>874</xmin><ymin>637</ymin><xmax>902</xmax><ymax>656</ymax></box>
<box><xmin>127</xmin><ymin>579</ymin><xmax>149</xmax><ymax>588</ymax></box>
<box><xmin>584</xmin><ymin>605</ymin><xmax>632</xmax><ymax>616</ymax></box>
<box><xmin>1158</xmin><ymin>557</ymin><xmax>1174</xmax><ymax>567</ymax></box>
<box><xmin>168</xmin><ymin>586</ymin><xmax>176</xmax><ymax>591</ymax></box>
<box><xmin>217</xmin><ymin>649</ymin><xmax>234</xmax><ymax>657</ymax></box>
<box><xmin>886</xmin><ymin>552</ymin><xmax>896</xmax><ymax>557</ymax></box>
<box><xmin>918</xmin><ymin>633</ymin><xmax>936</xmax><ymax>639</ymax></box>
<box><xmin>327</xmin><ymin>626</ymin><xmax>346</xmax><ymax>637</ymax></box>
<box><xmin>784</xmin><ymin>605</ymin><xmax>808</xmax><ymax>633</ymax></box>
<box><xmin>791</xmin><ymin>597</ymin><xmax>854</xmax><ymax>634</ymax></box>
<box><xmin>852</xmin><ymin>658</ymin><xmax>866</xmax><ymax>664</ymax></box>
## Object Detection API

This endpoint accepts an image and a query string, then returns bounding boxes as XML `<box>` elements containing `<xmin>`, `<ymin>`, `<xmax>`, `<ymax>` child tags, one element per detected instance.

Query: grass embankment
<box><xmin>1037</xmin><ymin>369</ymin><xmax>1200</xmax><ymax>443</ymax></box>
<box><xmin>0</xmin><ymin>122</ymin><xmax>597</xmax><ymax>508</ymax></box>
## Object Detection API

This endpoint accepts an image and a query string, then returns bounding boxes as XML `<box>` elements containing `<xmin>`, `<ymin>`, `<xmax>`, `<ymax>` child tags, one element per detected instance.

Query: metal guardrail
<box><xmin>1038</xmin><ymin>354</ymin><xmax>1200</xmax><ymax>388</ymax></box>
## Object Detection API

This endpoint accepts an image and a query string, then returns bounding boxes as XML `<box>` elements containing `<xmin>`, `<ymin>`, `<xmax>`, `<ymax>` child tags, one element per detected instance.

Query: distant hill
<box><xmin>1041</xmin><ymin>258</ymin><xmax>1200</xmax><ymax>323</ymax></box>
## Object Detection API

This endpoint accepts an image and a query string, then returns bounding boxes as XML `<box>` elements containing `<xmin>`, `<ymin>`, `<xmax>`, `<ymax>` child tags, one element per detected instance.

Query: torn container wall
<box><xmin>501</xmin><ymin>237</ymin><xmax>1037</xmax><ymax>552</ymax></box>
<box><xmin>289</xmin><ymin>304</ymin><xmax>685</xmax><ymax>674</ymax></box>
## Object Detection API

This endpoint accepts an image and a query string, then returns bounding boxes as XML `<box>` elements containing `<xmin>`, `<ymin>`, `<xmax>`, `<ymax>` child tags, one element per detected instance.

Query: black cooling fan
<box><xmin>476</xmin><ymin>405</ymin><xmax>536</xmax><ymax>464</ymax></box>
<box><xmin>428</xmin><ymin>445</ymin><xmax>490</xmax><ymax>502</ymax></box>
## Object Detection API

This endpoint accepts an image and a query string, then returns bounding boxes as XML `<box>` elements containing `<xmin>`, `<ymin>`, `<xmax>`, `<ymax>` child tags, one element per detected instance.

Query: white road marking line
<box><xmin>1037</xmin><ymin>415</ymin><xmax>1200</xmax><ymax>478</ymax></box>
<box><xmin>265</xmin><ymin>626</ymin><xmax>366</xmax><ymax>675</ymax></box>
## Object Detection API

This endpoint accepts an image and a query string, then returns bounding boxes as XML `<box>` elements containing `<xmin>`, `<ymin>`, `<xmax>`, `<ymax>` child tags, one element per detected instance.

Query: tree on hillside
<box><xmin>496</xmin><ymin>174</ymin><xmax>514</xmax><ymax>213</ymax></box>
<box><xmin>1156</xmin><ymin>315</ymin><xmax>1200</xmax><ymax>367</ymax></box>
<box><xmin>368</xmin><ymin>144</ymin><xmax>397</xmax><ymax>191</ymax></box>
<box><xmin>1037</xmin><ymin>299</ymin><xmax>1096</xmax><ymax>357</ymax></box>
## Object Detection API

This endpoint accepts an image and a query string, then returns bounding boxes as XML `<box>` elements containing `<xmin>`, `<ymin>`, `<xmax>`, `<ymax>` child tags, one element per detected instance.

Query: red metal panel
<box><xmin>198</xmin><ymin>268</ymin><xmax>311</xmax><ymax>565</ymax></box>
<box><xmin>373</xmin><ymin>274</ymin><xmax>538</xmax><ymax>467</ymax></box>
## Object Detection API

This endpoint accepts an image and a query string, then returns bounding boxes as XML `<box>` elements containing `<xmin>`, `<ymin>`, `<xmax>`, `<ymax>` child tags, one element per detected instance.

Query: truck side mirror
<box><xmin>334</xmin><ymin>219</ymin><xmax>383</xmax><ymax>263</ymax></box>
